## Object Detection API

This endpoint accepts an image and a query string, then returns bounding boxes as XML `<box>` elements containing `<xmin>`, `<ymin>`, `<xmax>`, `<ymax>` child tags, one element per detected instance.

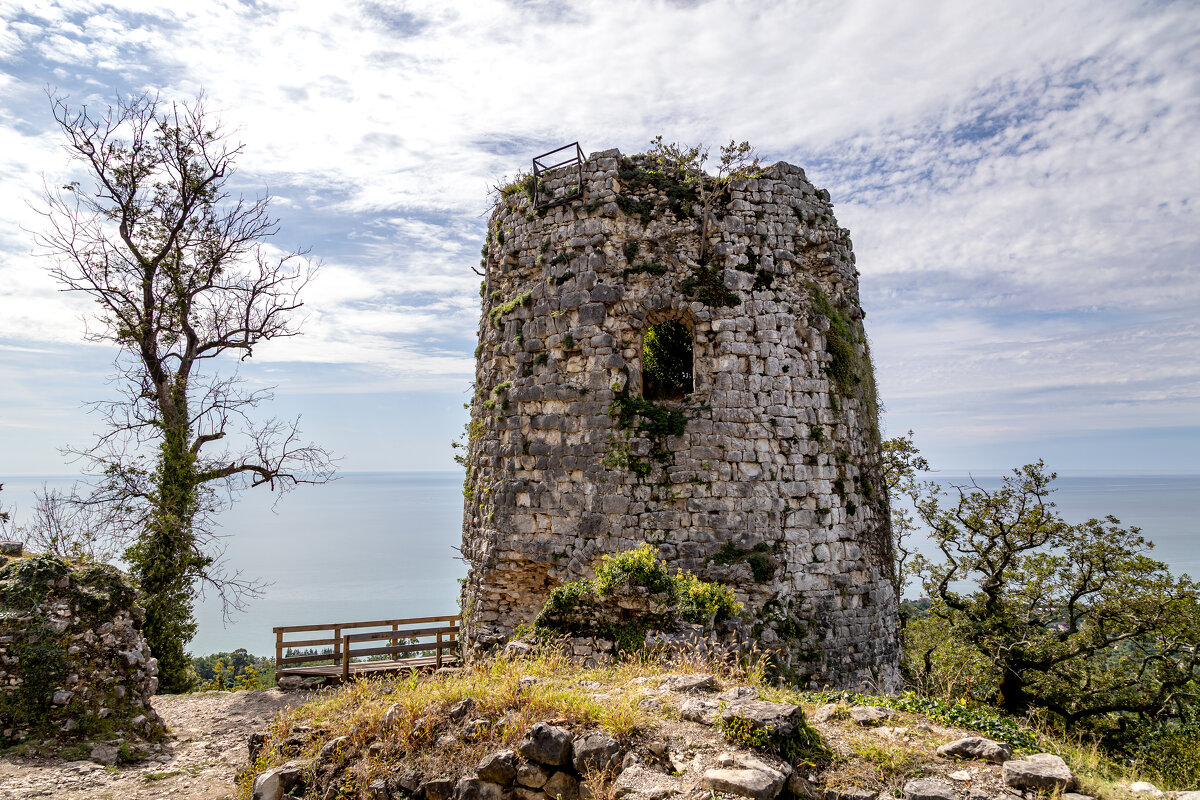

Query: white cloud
<box><xmin>0</xmin><ymin>0</ymin><xmax>1197</xmax><ymax>469</ymax></box>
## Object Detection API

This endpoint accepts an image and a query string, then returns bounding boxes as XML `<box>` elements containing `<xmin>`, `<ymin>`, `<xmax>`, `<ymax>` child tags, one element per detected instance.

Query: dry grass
<box><xmin>237</xmin><ymin>645</ymin><xmax>756</xmax><ymax>799</ymax></box>
<box><xmin>238</xmin><ymin>645</ymin><xmax>1182</xmax><ymax>800</ymax></box>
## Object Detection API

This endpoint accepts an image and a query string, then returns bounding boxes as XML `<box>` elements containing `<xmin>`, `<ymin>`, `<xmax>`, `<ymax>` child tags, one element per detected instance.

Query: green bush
<box><xmin>901</xmin><ymin>609</ymin><xmax>999</xmax><ymax>702</ymax></box>
<box><xmin>594</xmin><ymin>543</ymin><xmax>674</xmax><ymax>596</ymax></box>
<box><xmin>674</xmin><ymin>570</ymin><xmax>740</xmax><ymax>624</ymax></box>
<box><xmin>716</xmin><ymin>710</ymin><xmax>828</xmax><ymax>765</ymax></box>
<box><xmin>1131</xmin><ymin>722</ymin><xmax>1200</xmax><ymax>789</ymax></box>
<box><xmin>533</xmin><ymin>544</ymin><xmax>740</xmax><ymax>646</ymax></box>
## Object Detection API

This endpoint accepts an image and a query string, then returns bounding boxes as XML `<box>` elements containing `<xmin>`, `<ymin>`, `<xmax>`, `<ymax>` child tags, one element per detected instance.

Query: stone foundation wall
<box><xmin>0</xmin><ymin>553</ymin><xmax>164</xmax><ymax>753</ymax></box>
<box><xmin>460</xmin><ymin>148</ymin><xmax>900</xmax><ymax>691</ymax></box>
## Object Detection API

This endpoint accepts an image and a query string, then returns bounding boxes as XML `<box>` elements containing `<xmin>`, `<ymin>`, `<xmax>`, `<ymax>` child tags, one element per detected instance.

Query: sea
<box><xmin>1</xmin><ymin>471</ymin><xmax>1196</xmax><ymax>658</ymax></box>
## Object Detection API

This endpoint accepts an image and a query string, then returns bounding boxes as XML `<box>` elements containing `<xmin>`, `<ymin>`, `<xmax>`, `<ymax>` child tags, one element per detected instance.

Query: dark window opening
<box><xmin>642</xmin><ymin>320</ymin><xmax>693</xmax><ymax>401</ymax></box>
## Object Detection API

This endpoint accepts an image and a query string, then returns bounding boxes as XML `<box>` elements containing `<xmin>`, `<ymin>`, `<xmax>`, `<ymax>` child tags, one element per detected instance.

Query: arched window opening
<box><xmin>642</xmin><ymin>319</ymin><xmax>693</xmax><ymax>401</ymax></box>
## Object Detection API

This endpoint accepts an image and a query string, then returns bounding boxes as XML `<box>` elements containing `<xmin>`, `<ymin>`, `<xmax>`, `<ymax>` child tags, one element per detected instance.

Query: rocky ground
<box><xmin>0</xmin><ymin>689</ymin><xmax>301</xmax><ymax>800</ymax></box>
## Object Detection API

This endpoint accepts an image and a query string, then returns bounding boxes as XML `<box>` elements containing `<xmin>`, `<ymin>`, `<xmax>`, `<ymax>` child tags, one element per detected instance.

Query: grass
<box><xmin>143</xmin><ymin>770</ymin><xmax>182</xmax><ymax>781</ymax></box>
<box><xmin>238</xmin><ymin>647</ymin><xmax>756</xmax><ymax>799</ymax></box>
<box><xmin>238</xmin><ymin>645</ymin><xmax>1189</xmax><ymax>800</ymax></box>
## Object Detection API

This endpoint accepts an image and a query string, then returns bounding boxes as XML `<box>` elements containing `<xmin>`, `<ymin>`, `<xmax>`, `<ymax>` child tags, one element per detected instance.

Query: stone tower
<box><xmin>460</xmin><ymin>145</ymin><xmax>900</xmax><ymax>691</ymax></box>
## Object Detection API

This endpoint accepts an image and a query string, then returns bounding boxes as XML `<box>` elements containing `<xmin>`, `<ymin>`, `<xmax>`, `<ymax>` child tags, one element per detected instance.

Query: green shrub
<box><xmin>674</xmin><ymin>570</ymin><xmax>740</xmax><ymax>624</ymax></box>
<box><xmin>594</xmin><ymin>542</ymin><xmax>674</xmax><ymax>596</ymax></box>
<box><xmin>1131</xmin><ymin>722</ymin><xmax>1200</xmax><ymax>789</ymax></box>
<box><xmin>533</xmin><ymin>544</ymin><xmax>740</xmax><ymax>647</ymax></box>
<box><xmin>715</xmin><ymin>709</ymin><xmax>828</xmax><ymax>765</ymax></box>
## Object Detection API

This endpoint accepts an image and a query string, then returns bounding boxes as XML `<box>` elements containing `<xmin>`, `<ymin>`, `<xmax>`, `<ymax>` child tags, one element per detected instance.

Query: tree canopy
<box><xmin>901</xmin><ymin>458</ymin><xmax>1200</xmax><ymax>732</ymax></box>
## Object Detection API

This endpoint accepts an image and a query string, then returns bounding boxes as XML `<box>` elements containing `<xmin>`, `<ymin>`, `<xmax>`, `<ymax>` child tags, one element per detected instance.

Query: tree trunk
<box><xmin>131</xmin><ymin>387</ymin><xmax>205</xmax><ymax>692</ymax></box>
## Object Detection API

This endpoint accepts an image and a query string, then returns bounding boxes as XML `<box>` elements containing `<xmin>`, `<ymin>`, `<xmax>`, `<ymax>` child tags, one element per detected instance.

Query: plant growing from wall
<box><xmin>644</xmin><ymin>137</ymin><xmax>761</xmax><ymax>265</ymax></box>
<box><xmin>488</xmin><ymin>291</ymin><xmax>532</xmax><ymax>326</ymax></box>
<box><xmin>711</xmin><ymin>541</ymin><xmax>777</xmax><ymax>583</ymax></box>
<box><xmin>681</xmin><ymin>265</ymin><xmax>740</xmax><ymax>307</ymax></box>
<box><xmin>534</xmin><ymin>543</ymin><xmax>740</xmax><ymax>648</ymax></box>
<box><xmin>605</xmin><ymin>381</ymin><xmax>689</xmax><ymax>481</ymax></box>
<box><xmin>805</xmin><ymin>281</ymin><xmax>878</xmax><ymax>423</ymax></box>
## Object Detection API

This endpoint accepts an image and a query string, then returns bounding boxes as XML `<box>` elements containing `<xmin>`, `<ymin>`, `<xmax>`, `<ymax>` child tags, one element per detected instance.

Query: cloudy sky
<box><xmin>1</xmin><ymin>0</ymin><xmax>1198</xmax><ymax>476</ymax></box>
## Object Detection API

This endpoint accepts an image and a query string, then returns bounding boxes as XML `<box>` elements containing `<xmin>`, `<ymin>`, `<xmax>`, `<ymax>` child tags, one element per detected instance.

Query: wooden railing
<box><xmin>273</xmin><ymin>615</ymin><xmax>460</xmax><ymax>682</ymax></box>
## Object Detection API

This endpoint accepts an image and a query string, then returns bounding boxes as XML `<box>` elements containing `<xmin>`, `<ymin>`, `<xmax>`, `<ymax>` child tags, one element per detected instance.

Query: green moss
<box><xmin>488</xmin><ymin>291</ymin><xmax>532</xmax><ymax>327</ymax></box>
<box><xmin>805</xmin><ymin>281</ymin><xmax>878</xmax><ymax>423</ymax></box>
<box><xmin>547</xmin><ymin>271</ymin><xmax>574</xmax><ymax>287</ymax></box>
<box><xmin>616</xmin><ymin>194</ymin><xmax>655</xmax><ymax>221</ymax></box>
<box><xmin>623</xmin><ymin>261</ymin><xmax>667</xmax><ymax>278</ymax></box>
<box><xmin>681</xmin><ymin>265</ymin><xmax>740</xmax><ymax>307</ymax></box>
<box><xmin>605</xmin><ymin>382</ymin><xmax>690</xmax><ymax>482</ymax></box>
<box><xmin>617</xmin><ymin>156</ymin><xmax>699</xmax><ymax>219</ymax></box>
<box><xmin>752</xmin><ymin>270</ymin><xmax>775</xmax><ymax>291</ymax></box>
<box><xmin>715</xmin><ymin>710</ymin><xmax>829</xmax><ymax>764</ymax></box>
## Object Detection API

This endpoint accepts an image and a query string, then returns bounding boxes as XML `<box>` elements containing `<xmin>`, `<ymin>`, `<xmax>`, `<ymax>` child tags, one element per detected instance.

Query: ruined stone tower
<box><xmin>460</xmin><ymin>144</ymin><xmax>900</xmax><ymax>691</ymax></box>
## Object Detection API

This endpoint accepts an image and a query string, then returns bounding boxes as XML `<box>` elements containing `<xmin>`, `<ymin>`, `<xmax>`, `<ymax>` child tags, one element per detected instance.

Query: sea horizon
<box><xmin>2</xmin><ymin>470</ymin><xmax>1196</xmax><ymax>658</ymax></box>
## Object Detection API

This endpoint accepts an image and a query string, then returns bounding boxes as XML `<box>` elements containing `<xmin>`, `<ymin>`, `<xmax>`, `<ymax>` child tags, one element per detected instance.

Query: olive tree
<box><xmin>915</xmin><ymin>462</ymin><xmax>1200</xmax><ymax>729</ymax></box>
<box><xmin>37</xmin><ymin>92</ymin><xmax>335</xmax><ymax>691</ymax></box>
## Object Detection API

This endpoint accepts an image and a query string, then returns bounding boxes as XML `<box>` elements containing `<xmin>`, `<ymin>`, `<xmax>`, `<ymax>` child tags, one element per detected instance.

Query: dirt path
<box><xmin>0</xmin><ymin>689</ymin><xmax>301</xmax><ymax>800</ymax></box>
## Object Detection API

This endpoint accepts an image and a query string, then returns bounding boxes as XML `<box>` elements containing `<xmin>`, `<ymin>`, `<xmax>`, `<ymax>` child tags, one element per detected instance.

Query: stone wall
<box><xmin>460</xmin><ymin>148</ymin><xmax>900</xmax><ymax>691</ymax></box>
<box><xmin>0</xmin><ymin>553</ymin><xmax>165</xmax><ymax>757</ymax></box>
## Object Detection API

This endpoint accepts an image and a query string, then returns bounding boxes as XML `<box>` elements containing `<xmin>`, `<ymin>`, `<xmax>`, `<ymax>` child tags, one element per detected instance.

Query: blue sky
<box><xmin>1</xmin><ymin>0</ymin><xmax>1198</xmax><ymax>476</ymax></box>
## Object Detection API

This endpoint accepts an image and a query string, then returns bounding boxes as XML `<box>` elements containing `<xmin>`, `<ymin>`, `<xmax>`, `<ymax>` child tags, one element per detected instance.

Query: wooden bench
<box><xmin>273</xmin><ymin>615</ymin><xmax>460</xmax><ymax>684</ymax></box>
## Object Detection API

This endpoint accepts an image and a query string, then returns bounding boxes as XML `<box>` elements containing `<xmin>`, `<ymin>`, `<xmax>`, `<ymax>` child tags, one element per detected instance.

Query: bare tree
<box><xmin>36</xmin><ymin>91</ymin><xmax>336</xmax><ymax>690</ymax></box>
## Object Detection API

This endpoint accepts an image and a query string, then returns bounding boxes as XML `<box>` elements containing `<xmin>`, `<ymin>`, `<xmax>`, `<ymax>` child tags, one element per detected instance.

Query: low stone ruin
<box><xmin>0</xmin><ymin>552</ymin><xmax>165</xmax><ymax>760</ymax></box>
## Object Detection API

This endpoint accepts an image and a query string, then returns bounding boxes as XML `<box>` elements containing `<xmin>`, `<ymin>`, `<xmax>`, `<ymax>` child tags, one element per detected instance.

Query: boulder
<box><xmin>476</xmin><ymin>749</ymin><xmax>517</xmax><ymax>785</ymax></box>
<box><xmin>398</xmin><ymin>771</ymin><xmax>422</xmax><ymax>793</ymax></box>
<box><xmin>449</xmin><ymin>697</ymin><xmax>477</xmax><ymax>722</ymax></box>
<box><xmin>419</xmin><ymin>776</ymin><xmax>457</xmax><ymax>800</ymax></box>
<box><xmin>659</xmin><ymin>673</ymin><xmax>718</xmax><ymax>693</ymax></box>
<box><xmin>717</xmin><ymin>686</ymin><xmax>759</xmax><ymax>702</ymax></box>
<box><xmin>1128</xmin><ymin>783</ymin><xmax>1163</xmax><ymax>796</ymax></box>
<box><xmin>902</xmin><ymin>779</ymin><xmax>957</xmax><ymax>800</ymax></box>
<box><xmin>252</xmin><ymin>763</ymin><xmax>305</xmax><ymax>800</ymax></box>
<box><xmin>936</xmin><ymin>735</ymin><xmax>1011</xmax><ymax>764</ymax></box>
<box><xmin>679</xmin><ymin>697</ymin><xmax>721</xmax><ymax>724</ymax></box>
<box><xmin>572</xmin><ymin>730</ymin><xmax>624</xmax><ymax>775</ymax></box>
<box><xmin>516</xmin><ymin>762</ymin><xmax>550</xmax><ymax>788</ymax></box>
<box><xmin>788</xmin><ymin>773</ymin><xmax>823</xmax><ymax>800</ymax></box>
<box><xmin>1002</xmin><ymin>753</ymin><xmax>1076</xmax><ymax>791</ymax></box>
<box><xmin>544</xmin><ymin>771</ymin><xmax>580</xmax><ymax>800</ymax></box>
<box><xmin>248</xmin><ymin>732</ymin><xmax>267</xmax><ymax>763</ymax></box>
<box><xmin>0</xmin><ymin>540</ymin><xmax>22</xmax><ymax>556</ymax></box>
<box><xmin>518</xmin><ymin>721</ymin><xmax>572</xmax><ymax>766</ymax></box>
<box><xmin>1174</xmin><ymin>793</ymin><xmax>1200</xmax><ymax>800</ymax></box>
<box><xmin>505</xmin><ymin>640</ymin><xmax>534</xmax><ymax>657</ymax></box>
<box><xmin>701</xmin><ymin>767</ymin><xmax>785</xmax><ymax>800</ymax></box>
<box><xmin>849</xmin><ymin>706</ymin><xmax>894</xmax><ymax>725</ymax></box>
<box><xmin>810</xmin><ymin>703</ymin><xmax>841</xmax><ymax>723</ymax></box>
<box><xmin>317</xmin><ymin>735</ymin><xmax>351</xmax><ymax>763</ymax></box>
<box><xmin>717</xmin><ymin>699</ymin><xmax>808</xmax><ymax>736</ymax></box>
